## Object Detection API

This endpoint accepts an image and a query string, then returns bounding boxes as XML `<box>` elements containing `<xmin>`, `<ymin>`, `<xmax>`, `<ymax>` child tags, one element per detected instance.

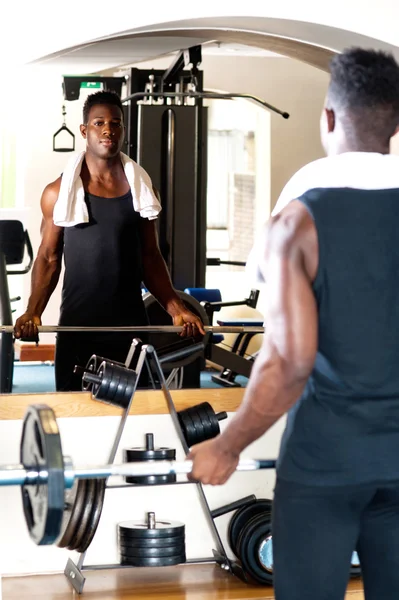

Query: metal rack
<box><xmin>64</xmin><ymin>337</ymin><xmax>251</xmax><ymax>594</ymax></box>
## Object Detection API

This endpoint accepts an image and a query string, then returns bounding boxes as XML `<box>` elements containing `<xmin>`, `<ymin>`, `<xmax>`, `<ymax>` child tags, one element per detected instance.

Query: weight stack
<box><xmin>123</xmin><ymin>433</ymin><xmax>176</xmax><ymax>485</ymax></box>
<box><xmin>117</xmin><ymin>512</ymin><xmax>186</xmax><ymax>566</ymax></box>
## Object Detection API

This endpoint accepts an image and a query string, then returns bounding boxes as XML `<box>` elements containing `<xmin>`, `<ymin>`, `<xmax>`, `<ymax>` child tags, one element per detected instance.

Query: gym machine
<box><xmin>0</xmin><ymin>220</ymin><xmax>34</xmax><ymax>393</ymax></box>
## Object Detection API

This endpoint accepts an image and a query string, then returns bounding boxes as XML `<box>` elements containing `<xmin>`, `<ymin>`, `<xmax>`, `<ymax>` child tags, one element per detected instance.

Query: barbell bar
<box><xmin>0</xmin><ymin>458</ymin><xmax>276</xmax><ymax>488</ymax></box>
<box><xmin>2</xmin><ymin>325</ymin><xmax>264</xmax><ymax>334</ymax></box>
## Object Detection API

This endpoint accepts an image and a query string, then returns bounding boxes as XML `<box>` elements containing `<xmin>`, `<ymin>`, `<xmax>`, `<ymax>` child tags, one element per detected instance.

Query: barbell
<box><xmin>12</xmin><ymin>404</ymin><xmax>276</xmax><ymax>547</ymax></box>
<box><xmin>3</xmin><ymin>325</ymin><xmax>264</xmax><ymax>334</ymax></box>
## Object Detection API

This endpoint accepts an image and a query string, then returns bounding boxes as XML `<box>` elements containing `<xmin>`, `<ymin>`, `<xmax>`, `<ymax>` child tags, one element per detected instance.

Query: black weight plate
<box><xmin>120</xmin><ymin>553</ymin><xmax>186</xmax><ymax>567</ymax></box>
<box><xmin>119</xmin><ymin>543</ymin><xmax>186</xmax><ymax>558</ymax></box>
<box><xmin>178</xmin><ymin>411</ymin><xmax>199</xmax><ymax>446</ymax></box>
<box><xmin>113</xmin><ymin>371</ymin><xmax>131</xmax><ymax>408</ymax></box>
<box><xmin>57</xmin><ymin>479</ymin><xmax>78</xmax><ymax>547</ymax></box>
<box><xmin>124</xmin><ymin>447</ymin><xmax>176</xmax><ymax>461</ymax></box>
<box><xmin>118</xmin><ymin>534</ymin><xmax>184</xmax><ymax>548</ymax></box>
<box><xmin>118</xmin><ymin>519</ymin><xmax>185</xmax><ymax>539</ymax></box>
<box><xmin>57</xmin><ymin>479</ymin><xmax>87</xmax><ymax>548</ymax></box>
<box><xmin>238</xmin><ymin>512</ymin><xmax>273</xmax><ymax>585</ymax></box>
<box><xmin>76</xmin><ymin>478</ymin><xmax>106</xmax><ymax>553</ymax></box>
<box><xmin>67</xmin><ymin>478</ymin><xmax>97</xmax><ymax>550</ymax></box>
<box><xmin>191</xmin><ymin>408</ymin><xmax>206</xmax><ymax>444</ymax></box>
<box><xmin>125</xmin><ymin>474</ymin><xmax>177</xmax><ymax>485</ymax></box>
<box><xmin>196</xmin><ymin>405</ymin><xmax>215</xmax><ymax>440</ymax></box>
<box><xmin>228</xmin><ymin>498</ymin><xmax>272</xmax><ymax>558</ymax></box>
<box><xmin>203</xmin><ymin>402</ymin><xmax>219</xmax><ymax>431</ymax></box>
<box><xmin>103</xmin><ymin>364</ymin><xmax>122</xmax><ymax>402</ymax></box>
<box><xmin>350</xmin><ymin>551</ymin><xmax>362</xmax><ymax>578</ymax></box>
<box><xmin>20</xmin><ymin>404</ymin><xmax>65</xmax><ymax>545</ymax></box>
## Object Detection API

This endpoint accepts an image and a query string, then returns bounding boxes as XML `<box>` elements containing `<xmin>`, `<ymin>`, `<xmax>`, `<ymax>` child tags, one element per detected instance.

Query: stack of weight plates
<box><xmin>117</xmin><ymin>512</ymin><xmax>186</xmax><ymax>567</ymax></box>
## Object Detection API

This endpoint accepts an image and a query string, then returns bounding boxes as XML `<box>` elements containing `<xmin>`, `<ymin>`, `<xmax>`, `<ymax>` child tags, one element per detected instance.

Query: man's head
<box><xmin>80</xmin><ymin>90</ymin><xmax>125</xmax><ymax>159</ymax></box>
<box><xmin>321</xmin><ymin>48</ymin><xmax>399</xmax><ymax>155</ymax></box>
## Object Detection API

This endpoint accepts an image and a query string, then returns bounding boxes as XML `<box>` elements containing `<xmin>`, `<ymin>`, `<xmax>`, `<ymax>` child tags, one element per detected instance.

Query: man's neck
<box><xmin>83</xmin><ymin>151</ymin><xmax>122</xmax><ymax>179</ymax></box>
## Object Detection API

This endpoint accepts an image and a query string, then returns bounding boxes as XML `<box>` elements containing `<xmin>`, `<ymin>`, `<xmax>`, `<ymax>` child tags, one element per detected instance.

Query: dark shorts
<box><xmin>272</xmin><ymin>477</ymin><xmax>399</xmax><ymax>599</ymax></box>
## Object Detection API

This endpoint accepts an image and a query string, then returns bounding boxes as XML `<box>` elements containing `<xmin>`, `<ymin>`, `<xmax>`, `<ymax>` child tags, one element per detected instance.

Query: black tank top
<box><xmin>277</xmin><ymin>187</ymin><xmax>399</xmax><ymax>486</ymax></box>
<box><xmin>59</xmin><ymin>191</ymin><xmax>148</xmax><ymax>338</ymax></box>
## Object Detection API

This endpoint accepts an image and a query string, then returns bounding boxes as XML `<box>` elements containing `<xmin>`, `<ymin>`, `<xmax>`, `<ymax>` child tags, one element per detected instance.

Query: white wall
<box><xmin>0</xmin><ymin>409</ymin><xmax>285</xmax><ymax>576</ymax></box>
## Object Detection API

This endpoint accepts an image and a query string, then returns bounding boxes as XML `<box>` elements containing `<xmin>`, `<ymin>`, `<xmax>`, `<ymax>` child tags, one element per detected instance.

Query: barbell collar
<box><xmin>2</xmin><ymin>325</ymin><xmax>264</xmax><ymax>335</ymax></box>
<box><xmin>0</xmin><ymin>458</ymin><xmax>276</xmax><ymax>487</ymax></box>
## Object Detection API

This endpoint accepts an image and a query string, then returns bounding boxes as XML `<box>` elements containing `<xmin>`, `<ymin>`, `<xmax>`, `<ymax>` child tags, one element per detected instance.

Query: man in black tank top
<box><xmin>188</xmin><ymin>49</ymin><xmax>399</xmax><ymax>599</ymax></box>
<box><xmin>14</xmin><ymin>91</ymin><xmax>204</xmax><ymax>390</ymax></box>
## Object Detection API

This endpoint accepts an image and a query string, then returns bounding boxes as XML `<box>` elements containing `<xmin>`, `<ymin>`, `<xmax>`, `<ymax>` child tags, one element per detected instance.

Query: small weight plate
<box><xmin>124</xmin><ymin>447</ymin><xmax>176</xmax><ymax>461</ymax></box>
<box><xmin>118</xmin><ymin>519</ymin><xmax>185</xmax><ymax>539</ymax></box>
<box><xmin>228</xmin><ymin>498</ymin><xmax>272</xmax><ymax>558</ymax></box>
<box><xmin>20</xmin><ymin>404</ymin><xmax>65</xmax><ymax>545</ymax></box>
<box><xmin>238</xmin><ymin>512</ymin><xmax>273</xmax><ymax>585</ymax></box>
<box><xmin>125</xmin><ymin>474</ymin><xmax>177</xmax><ymax>485</ymax></box>
<box><xmin>191</xmin><ymin>408</ymin><xmax>206</xmax><ymax>444</ymax></box>
<box><xmin>196</xmin><ymin>406</ymin><xmax>215</xmax><ymax>440</ymax></box>
<box><xmin>203</xmin><ymin>402</ymin><xmax>220</xmax><ymax>434</ymax></box>
<box><xmin>67</xmin><ymin>478</ymin><xmax>97</xmax><ymax>550</ymax></box>
<box><xmin>118</xmin><ymin>535</ymin><xmax>183</xmax><ymax>548</ymax></box>
<box><xmin>76</xmin><ymin>478</ymin><xmax>106</xmax><ymax>553</ymax></box>
<box><xmin>57</xmin><ymin>479</ymin><xmax>87</xmax><ymax>548</ymax></box>
<box><xmin>82</xmin><ymin>355</ymin><xmax>99</xmax><ymax>392</ymax></box>
<box><xmin>120</xmin><ymin>553</ymin><xmax>186</xmax><ymax>567</ymax></box>
<box><xmin>119</xmin><ymin>543</ymin><xmax>186</xmax><ymax>558</ymax></box>
<box><xmin>178</xmin><ymin>411</ymin><xmax>199</xmax><ymax>446</ymax></box>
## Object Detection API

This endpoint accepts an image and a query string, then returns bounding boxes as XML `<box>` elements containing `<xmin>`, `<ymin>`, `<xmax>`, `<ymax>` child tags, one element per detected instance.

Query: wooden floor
<box><xmin>2</xmin><ymin>563</ymin><xmax>364</xmax><ymax>599</ymax></box>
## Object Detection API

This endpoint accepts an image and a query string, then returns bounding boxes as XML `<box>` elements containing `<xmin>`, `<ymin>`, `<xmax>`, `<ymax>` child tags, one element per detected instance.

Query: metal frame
<box><xmin>63</xmin><ymin>338</ymin><xmax>236</xmax><ymax>594</ymax></box>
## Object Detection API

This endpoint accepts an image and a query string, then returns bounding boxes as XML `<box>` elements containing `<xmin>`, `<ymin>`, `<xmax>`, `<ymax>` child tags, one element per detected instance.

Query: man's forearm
<box><xmin>217</xmin><ymin>353</ymin><xmax>307</xmax><ymax>455</ymax></box>
<box><xmin>142</xmin><ymin>253</ymin><xmax>184</xmax><ymax>316</ymax></box>
<box><xmin>26</xmin><ymin>256</ymin><xmax>62</xmax><ymax>316</ymax></box>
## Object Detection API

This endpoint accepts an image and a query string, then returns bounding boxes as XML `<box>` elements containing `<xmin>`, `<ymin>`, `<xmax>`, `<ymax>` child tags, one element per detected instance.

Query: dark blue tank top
<box><xmin>59</xmin><ymin>191</ymin><xmax>148</xmax><ymax>340</ymax></box>
<box><xmin>277</xmin><ymin>187</ymin><xmax>399</xmax><ymax>486</ymax></box>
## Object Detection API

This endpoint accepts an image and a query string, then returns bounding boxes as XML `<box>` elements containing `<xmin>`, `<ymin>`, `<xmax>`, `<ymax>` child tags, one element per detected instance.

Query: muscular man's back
<box><xmin>279</xmin><ymin>186</ymin><xmax>399</xmax><ymax>486</ymax></box>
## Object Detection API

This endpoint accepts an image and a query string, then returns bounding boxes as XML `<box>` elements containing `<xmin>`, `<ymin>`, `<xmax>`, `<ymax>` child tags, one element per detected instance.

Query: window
<box><xmin>0</xmin><ymin>124</ymin><xmax>17</xmax><ymax>208</ymax></box>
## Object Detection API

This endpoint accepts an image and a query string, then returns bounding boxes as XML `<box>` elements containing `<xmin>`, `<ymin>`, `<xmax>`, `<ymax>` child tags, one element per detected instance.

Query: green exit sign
<box><xmin>80</xmin><ymin>82</ymin><xmax>101</xmax><ymax>89</ymax></box>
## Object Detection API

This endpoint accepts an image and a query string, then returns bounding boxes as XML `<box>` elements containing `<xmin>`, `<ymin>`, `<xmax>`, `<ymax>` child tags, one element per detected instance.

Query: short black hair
<box><xmin>328</xmin><ymin>47</ymin><xmax>399</xmax><ymax>141</ymax></box>
<box><xmin>82</xmin><ymin>90</ymin><xmax>123</xmax><ymax>125</ymax></box>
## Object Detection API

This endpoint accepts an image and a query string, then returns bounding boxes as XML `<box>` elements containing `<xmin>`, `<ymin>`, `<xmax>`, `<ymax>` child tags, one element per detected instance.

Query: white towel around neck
<box><xmin>53</xmin><ymin>151</ymin><xmax>162</xmax><ymax>226</ymax></box>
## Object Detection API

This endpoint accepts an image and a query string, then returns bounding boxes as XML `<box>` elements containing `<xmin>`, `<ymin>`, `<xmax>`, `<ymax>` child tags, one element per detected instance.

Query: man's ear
<box><xmin>80</xmin><ymin>124</ymin><xmax>87</xmax><ymax>139</ymax></box>
<box><xmin>324</xmin><ymin>107</ymin><xmax>335</xmax><ymax>133</ymax></box>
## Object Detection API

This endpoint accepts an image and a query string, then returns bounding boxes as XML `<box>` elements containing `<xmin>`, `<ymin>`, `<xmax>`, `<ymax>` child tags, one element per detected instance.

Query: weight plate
<box><xmin>67</xmin><ymin>478</ymin><xmax>97</xmax><ymax>550</ymax></box>
<box><xmin>257</xmin><ymin>534</ymin><xmax>273</xmax><ymax>574</ymax></box>
<box><xmin>125</xmin><ymin>474</ymin><xmax>177</xmax><ymax>485</ymax></box>
<box><xmin>228</xmin><ymin>498</ymin><xmax>272</xmax><ymax>558</ymax></box>
<box><xmin>120</xmin><ymin>553</ymin><xmax>186</xmax><ymax>567</ymax></box>
<box><xmin>178</xmin><ymin>411</ymin><xmax>199</xmax><ymax>446</ymax></box>
<box><xmin>118</xmin><ymin>519</ymin><xmax>185</xmax><ymax>539</ymax></box>
<box><xmin>203</xmin><ymin>402</ymin><xmax>220</xmax><ymax>433</ymax></box>
<box><xmin>82</xmin><ymin>355</ymin><xmax>99</xmax><ymax>392</ymax></box>
<box><xmin>191</xmin><ymin>408</ymin><xmax>206</xmax><ymax>444</ymax></box>
<box><xmin>57</xmin><ymin>479</ymin><xmax>87</xmax><ymax>548</ymax></box>
<box><xmin>93</xmin><ymin>362</ymin><xmax>137</xmax><ymax>408</ymax></box>
<box><xmin>118</xmin><ymin>534</ymin><xmax>184</xmax><ymax>548</ymax></box>
<box><xmin>124</xmin><ymin>448</ymin><xmax>176</xmax><ymax>461</ymax></box>
<box><xmin>76</xmin><ymin>478</ymin><xmax>106</xmax><ymax>553</ymax></box>
<box><xmin>119</xmin><ymin>543</ymin><xmax>186</xmax><ymax>558</ymax></box>
<box><xmin>20</xmin><ymin>404</ymin><xmax>65</xmax><ymax>545</ymax></box>
<box><xmin>238</xmin><ymin>512</ymin><xmax>273</xmax><ymax>585</ymax></box>
<box><xmin>196</xmin><ymin>406</ymin><xmax>215</xmax><ymax>440</ymax></box>
<box><xmin>57</xmin><ymin>480</ymin><xmax>79</xmax><ymax>547</ymax></box>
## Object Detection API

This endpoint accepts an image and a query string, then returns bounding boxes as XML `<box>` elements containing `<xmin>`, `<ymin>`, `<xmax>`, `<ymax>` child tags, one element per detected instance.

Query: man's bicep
<box><xmin>264</xmin><ymin>229</ymin><xmax>317</xmax><ymax>380</ymax></box>
<box><xmin>38</xmin><ymin>184</ymin><xmax>64</xmax><ymax>259</ymax></box>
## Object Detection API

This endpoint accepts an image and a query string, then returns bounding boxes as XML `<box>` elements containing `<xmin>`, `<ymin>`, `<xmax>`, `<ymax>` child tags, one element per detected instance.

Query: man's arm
<box><xmin>138</xmin><ymin>217</ymin><xmax>205</xmax><ymax>336</ymax></box>
<box><xmin>188</xmin><ymin>201</ymin><xmax>318</xmax><ymax>484</ymax></box>
<box><xmin>14</xmin><ymin>179</ymin><xmax>64</xmax><ymax>340</ymax></box>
